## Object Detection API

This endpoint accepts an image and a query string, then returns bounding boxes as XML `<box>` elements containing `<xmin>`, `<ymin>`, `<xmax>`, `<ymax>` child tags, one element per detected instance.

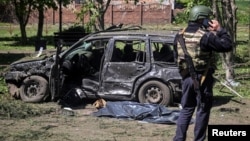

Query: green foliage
<box><xmin>236</xmin><ymin>45</ymin><xmax>250</xmax><ymax>61</ymax></box>
<box><xmin>175</xmin><ymin>0</ymin><xmax>212</xmax><ymax>24</ymax></box>
<box><xmin>174</xmin><ymin>0</ymin><xmax>248</xmax><ymax>25</ymax></box>
<box><xmin>173</xmin><ymin>12</ymin><xmax>188</xmax><ymax>24</ymax></box>
<box><xmin>62</xmin><ymin>25</ymin><xmax>86</xmax><ymax>33</ymax></box>
<box><xmin>76</xmin><ymin>0</ymin><xmax>99</xmax><ymax>32</ymax></box>
<box><xmin>0</xmin><ymin>77</ymin><xmax>7</xmax><ymax>95</ymax></box>
<box><xmin>236</xmin><ymin>1</ymin><xmax>250</xmax><ymax>25</ymax></box>
<box><xmin>178</xmin><ymin>0</ymin><xmax>211</xmax><ymax>13</ymax></box>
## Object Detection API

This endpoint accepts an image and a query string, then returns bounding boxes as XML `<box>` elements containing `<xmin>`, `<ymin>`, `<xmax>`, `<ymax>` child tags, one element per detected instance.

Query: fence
<box><xmin>105</xmin><ymin>3</ymin><xmax>172</xmax><ymax>25</ymax></box>
<box><xmin>30</xmin><ymin>3</ymin><xmax>172</xmax><ymax>27</ymax></box>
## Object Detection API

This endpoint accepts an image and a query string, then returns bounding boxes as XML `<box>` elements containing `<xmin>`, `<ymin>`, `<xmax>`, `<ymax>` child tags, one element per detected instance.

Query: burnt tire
<box><xmin>138</xmin><ymin>80</ymin><xmax>172</xmax><ymax>106</ymax></box>
<box><xmin>20</xmin><ymin>76</ymin><xmax>49</xmax><ymax>103</ymax></box>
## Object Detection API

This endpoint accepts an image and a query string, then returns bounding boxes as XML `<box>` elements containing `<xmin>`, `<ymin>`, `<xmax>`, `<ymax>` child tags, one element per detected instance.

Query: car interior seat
<box><xmin>122</xmin><ymin>44</ymin><xmax>136</xmax><ymax>62</ymax></box>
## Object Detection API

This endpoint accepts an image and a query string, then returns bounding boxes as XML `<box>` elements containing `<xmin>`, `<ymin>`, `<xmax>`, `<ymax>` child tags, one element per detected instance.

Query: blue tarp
<box><xmin>92</xmin><ymin>101</ymin><xmax>181</xmax><ymax>124</ymax></box>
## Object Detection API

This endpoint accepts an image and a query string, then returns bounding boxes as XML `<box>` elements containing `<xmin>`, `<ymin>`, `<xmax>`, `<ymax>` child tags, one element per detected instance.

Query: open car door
<box><xmin>49</xmin><ymin>40</ymin><xmax>63</xmax><ymax>101</ymax></box>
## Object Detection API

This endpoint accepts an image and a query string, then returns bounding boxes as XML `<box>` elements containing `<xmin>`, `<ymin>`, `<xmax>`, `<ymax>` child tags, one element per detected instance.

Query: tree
<box><xmin>0</xmin><ymin>0</ymin><xmax>30</xmax><ymax>44</ymax></box>
<box><xmin>77</xmin><ymin>0</ymin><xmax>111</xmax><ymax>31</ymax></box>
<box><xmin>0</xmin><ymin>1</ymin><xmax>15</xmax><ymax>23</ymax></box>
<box><xmin>32</xmin><ymin>0</ymin><xmax>57</xmax><ymax>41</ymax></box>
<box><xmin>11</xmin><ymin>0</ymin><xmax>33</xmax><ymax>44</ymax></box>
<box><xmin>212</xmin><ymin>0</ymin><xmax>239</xmax><ymax>84</ymax></box>
<box><xmin>4</xmin><ymin>0</ymin><xmax>70</xmax><ymax>44</ymax></box>
<box><xmin>33</xmin><ymin>0</ymin><xmax>71</xmax><ymax>40</ymax></box>
<box><xmin>77</xmin><ymin>0</ymin><xmax>138</xmax><ymax>31</ymax></box>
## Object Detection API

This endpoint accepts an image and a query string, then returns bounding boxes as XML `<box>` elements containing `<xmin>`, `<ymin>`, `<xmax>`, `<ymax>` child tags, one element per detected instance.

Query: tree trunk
<box><xmin>19</xmin><ymin>21</ymin><xmax>27</xmax><ymax>44</ymax></box>
<box><xmin>212</xmin><ymin>0</ymin><xmax>221</xmax><ymax>22</ymax></box>
<box><xmin>98</xmin><ymin>12</ymin><xmax>105</xmax><ymax>30</ymax></box>
<box><xmin>13</xmin><ymin>0</ymin><xmax>32</xmax><ymax>45</ymax></box>
<box><xmin>213</xmin><ymin>0</ymin><xmax>238</xmax><ymax>82</ymax></box>
<box><xmin>37</xmin><ymin>7</ymin><xmax>44</xmax><ymax>40</ymax></box>
<box><xmin>230</xmin><ymin>0</ymin><xmax>238</xmax><ymax>52</ymax></box>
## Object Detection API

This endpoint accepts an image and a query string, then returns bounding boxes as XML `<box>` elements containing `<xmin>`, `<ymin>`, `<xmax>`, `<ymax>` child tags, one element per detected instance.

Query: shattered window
<box><xmin>64</xmin><ymin>39</ymin><xmax>108</xmax><ymax>61</ymax></box>
<box><xmin>111</xmin><ymin>39</ymin><xmax>146</xmax><ymax>62</ymax></box>
<box><xmin>152</xmin><ymin>42</ymin><xmax>174</xmax><ymax>62</ymax></box>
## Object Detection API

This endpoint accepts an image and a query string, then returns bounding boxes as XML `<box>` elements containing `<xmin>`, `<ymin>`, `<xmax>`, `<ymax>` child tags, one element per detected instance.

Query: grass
<box><xmin>0</xmin><ymin>23</ymin><xmax>74</xmax><ymax>51</ymax></box>
<box><xmin>236</xmin><ymin>0</ymin><xmax>250</xmax><ymax>25</ymax></box>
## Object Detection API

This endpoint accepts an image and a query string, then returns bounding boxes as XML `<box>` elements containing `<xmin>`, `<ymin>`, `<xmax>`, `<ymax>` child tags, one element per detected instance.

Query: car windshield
<box><xmin>62</xmin><ymin>38</ymin><xmax>108</xmax><ymax>60</ymax></box>
<box><xmin>71</xmin><ymin>40</ymin><xmax>92</xmax><ymax>50</ymax></box>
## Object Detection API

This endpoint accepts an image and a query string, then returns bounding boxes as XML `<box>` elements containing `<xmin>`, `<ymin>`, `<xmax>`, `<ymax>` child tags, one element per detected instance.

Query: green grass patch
<box><xmin>0</xmin><ymin>92</ymin><xmax>56</xmax><ymax>119</ymax></box>
<box><xmin>236</xmin><ymin>0</ymin><xmax>250</xmax><ymax>25</ymax></box>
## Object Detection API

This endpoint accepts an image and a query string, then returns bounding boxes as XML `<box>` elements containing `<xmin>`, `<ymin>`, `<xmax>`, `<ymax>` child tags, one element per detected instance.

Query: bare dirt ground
<box><xmin>0</xmin><ymin>93</ymin><xmax>249</xmax><ymax>141</ymax></box>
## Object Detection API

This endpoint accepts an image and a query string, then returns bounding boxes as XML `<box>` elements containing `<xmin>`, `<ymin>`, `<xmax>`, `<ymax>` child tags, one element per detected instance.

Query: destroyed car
<box><xmin>4</xmin><ymin>26</ymin><xmax>182</xmax><ymax>106</ymax></box>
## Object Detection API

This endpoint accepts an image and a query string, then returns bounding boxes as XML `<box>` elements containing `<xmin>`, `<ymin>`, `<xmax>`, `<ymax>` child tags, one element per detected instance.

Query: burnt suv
<box><xmin>4</xmin><ymin>26</ymin><xmax>182</xmax><ymax>106</ymax></box>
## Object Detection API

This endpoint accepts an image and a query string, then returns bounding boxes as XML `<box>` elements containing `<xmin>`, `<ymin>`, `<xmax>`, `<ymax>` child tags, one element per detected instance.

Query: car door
<box><xmin>99</xmin><ymin>36</ymin><xmax>151</xmax><ymax>95</ymax></box>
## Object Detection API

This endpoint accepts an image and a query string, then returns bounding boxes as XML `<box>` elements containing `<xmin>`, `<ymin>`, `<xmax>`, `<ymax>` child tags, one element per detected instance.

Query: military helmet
<box><xmin>188</xmin><ymin>5</ymin><xmax>212</xmax><ymax>21</ymax></box>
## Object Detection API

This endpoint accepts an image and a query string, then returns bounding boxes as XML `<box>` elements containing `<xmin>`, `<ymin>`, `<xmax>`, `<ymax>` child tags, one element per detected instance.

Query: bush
<box><xmin>62</xmin><ymin>25</ymin><xmax>86</xmax><ymax>33</ymax></box>
<box><xmin>173</xmin><ymin>12</ymin><xmax>188</xmax><ymax>24</ymax></box>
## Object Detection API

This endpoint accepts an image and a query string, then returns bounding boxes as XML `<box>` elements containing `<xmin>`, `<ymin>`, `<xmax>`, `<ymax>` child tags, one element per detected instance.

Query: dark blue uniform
<box><xmin>173</xmin><ymin>22</ymin><xmax>232</xmax><ymax>141</ymax></box>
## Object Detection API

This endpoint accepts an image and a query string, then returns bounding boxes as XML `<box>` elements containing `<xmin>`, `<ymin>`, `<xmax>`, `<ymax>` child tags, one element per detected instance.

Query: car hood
<box><xmin>11</xmin><ymin>50</ymin><xmax>56</xmax><ymax>65</ymax></box>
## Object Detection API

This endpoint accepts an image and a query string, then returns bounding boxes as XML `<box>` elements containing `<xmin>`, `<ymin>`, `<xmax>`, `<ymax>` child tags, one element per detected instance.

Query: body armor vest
<box><xmin>177</xmin><ymin>28</ymin><xmax>212</xmax><ymax>74</ymax></box>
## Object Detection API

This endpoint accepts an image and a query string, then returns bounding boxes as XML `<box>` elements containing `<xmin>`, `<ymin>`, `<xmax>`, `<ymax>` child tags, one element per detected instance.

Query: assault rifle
<box><xmin>176</xmin><ymin>33</ymin><xmax>205</xmax><ymax>109</ymax></box>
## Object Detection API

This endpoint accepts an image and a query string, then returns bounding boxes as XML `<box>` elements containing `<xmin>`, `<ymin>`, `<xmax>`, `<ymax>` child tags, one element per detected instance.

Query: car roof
<box><xmin>83</xmin><ymin>26</ymin><xmax>179</xmax><ymax>43</ymax></box>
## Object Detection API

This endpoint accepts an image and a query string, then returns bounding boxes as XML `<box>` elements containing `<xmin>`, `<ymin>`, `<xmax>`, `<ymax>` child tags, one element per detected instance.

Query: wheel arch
<box><xmin>5</xmin><ymin>73</ymin><xmax>49</xmax><ymax>99</ymax></box>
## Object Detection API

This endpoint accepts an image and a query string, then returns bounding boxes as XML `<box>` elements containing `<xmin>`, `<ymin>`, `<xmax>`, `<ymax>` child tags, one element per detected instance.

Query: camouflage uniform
<box><xmin>177</xmin><ymin>28</ymin><xmax>213</xmax><ymax>77</ymax></box>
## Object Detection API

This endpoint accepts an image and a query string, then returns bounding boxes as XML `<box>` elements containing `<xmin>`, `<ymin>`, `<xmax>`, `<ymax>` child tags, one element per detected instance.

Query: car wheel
<box><xmin>20</xmin><ymin>75</ymin><xmax>49</xmax><ymax>103</ymax></box>
<box><xmin>138</xmin><ymin>80</ymin><xmax>172</xmax><ymax>106</ymax></box>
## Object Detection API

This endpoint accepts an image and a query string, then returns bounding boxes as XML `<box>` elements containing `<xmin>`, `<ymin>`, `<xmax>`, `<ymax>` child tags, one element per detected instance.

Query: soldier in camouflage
<box><xmin>173</xmin><ymin>5</ymin><xmax>232</xmax><ymax>141</ymax></box>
